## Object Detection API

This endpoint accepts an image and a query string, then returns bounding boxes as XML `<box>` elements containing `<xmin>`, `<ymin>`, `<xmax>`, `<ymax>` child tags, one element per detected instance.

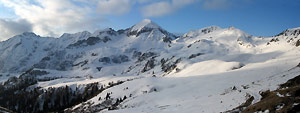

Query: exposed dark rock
<box><xmin>102</xmin><ymin>36</ymin><xmax>111</xmax><ymax>43</ymax></box>
<box><xmin>280</xmin><ymin>75</ymin><xmax>300</xmax><ymax>88</ymax></box>
<box><xmin>99</xmin><ymin>55</ymin><xmax>129</xmax><ymax>64</ymax></box>
<box><xmin>225</xmin><ymin>95</ymin><xmax>254</xmax><ymax>113</ymax></box>
<box><xmin>67</xmin><ymin>37</ymin><xmax>100</xmax><ymax>49</ymax></box>
<box><xmin>162</xmin><ymin>36</ymin><xmax>172</xmax><ymax>43</ymax></box>
<box><xmin>231</xmin><ymin>63</ymin><xmax>245</xmax><ymax>70</ymax></box>
<box><xmin>161</xmin><ymin>58</ymin><xmax>181</xmax><ymax>73</ymax></box>
<box><xmin>97</xmin><ymin>28</ymin><xmax>117</xmax><ymax>36</ymax></box>
<box><xmin>127</xmin><ymin>27</ymin><xmax>177</xmax><ymax>43</ymax></box>
<box><xmin>132</xmin><ymin>51</ymin><xmax>142</xmax><ymax>58</ymax></box>
<box><xmin>275</xmin><ymin>29</ymin><xmax>300</xmax><ymax>37</ymax></box>
<box><xmin>188</xmin><ymin>53</ymin><xmax>204</xmax><ymax>59</ymax></box>
<box><xmin>99</xmin><ymin>57</ymin><xmax>111</xmax><ymax>64</ymax></box>
<box><xmin>59</xmin><ymin>61</ymin><xmax>73</xmax><ymax>70</ymax></box>
<box><xmin>296</xmin><ymin>40</ymin><xmax>300</xmax><ymax>47</ymax></box>
<box><xmin>34</xmin><ymin>50</ymin><xmax>77</xmax><ymax>71</ymax></box>
<box><xmin>127</xmin><ymin>27</ymin><xmax>154</xmax><ymax>37</ymax></box>
<box><xmin>86</xmin><ymin>37</ymin><xmax>101</xmax><ymax>45</ymax></box>
<box><xmin>117</xmin><ymin>29</ymin><xmax>127</xmax><ymax>34</ymax></box>
<box><xmin>227</xmin><ymin>75</ymin><xmax>300</xmax><ymax>113</ymax></box>
<box><xmin>19</xmin><ymin>69</ymin><xmax>49</xmax><ymax>77</ymax></box>
<box><xmin>67</xmin><ymin>36</ymin><xmax>111</xmax><ymax>49</ymax></box>
<box><xmin>41</xmin><ymin>56</ymin><xmax>51</xmax><ymax>61</ymax></box>
<box><xmin>111</xmin><ymin>55</ymin><xmax>129</xmax><ymax>64</ymax></box>
<box><xmin>91</xmin><ymin>53</ymin><xmax>98</xmax><ymax>56</ymax></box>
<box><xmin>141</xmin><ymin>57</ymin><xmax>156</xmax><ymax>73</ymax></box>
<box><xmin>137</xmin><ymin>52</ymin><xmax>157</xmax><ymax>62</ymax></box>
<box><xmin>73</xmin><ymin>60</ymin><xmax>88</xmax><ymax>67</ymax></box>
<box><xmin>97</xmin><ymin>67</ymin><xmax>102</xmax><ymax>72</ymax></box>
<box><xmin>270</xmin><ymin>38</ymin><xmax>279</xmax><ymax>42</ymax></box>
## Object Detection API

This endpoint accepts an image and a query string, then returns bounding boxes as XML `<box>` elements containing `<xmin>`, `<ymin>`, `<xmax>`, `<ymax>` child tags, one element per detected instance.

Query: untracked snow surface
<box><xmin>77</xmin><ymin>47</ymin><xmax>300</xmax><ymax>113</ymax></box>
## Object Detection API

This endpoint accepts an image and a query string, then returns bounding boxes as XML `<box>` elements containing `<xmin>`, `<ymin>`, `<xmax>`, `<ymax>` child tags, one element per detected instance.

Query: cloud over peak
<box><xmin>0</xmin><ymin>0</ymin><xmax>251</xmax><ymax>41</ymax></box>
<box><xmin>0</xmin><ymin>0</ymin><xmax>104</xmax><ymax>40</ymax></box>
<box><xmin>0</xmin><ymin>18</ymin><xmax>32</xmax><ymax>41</ymax></box>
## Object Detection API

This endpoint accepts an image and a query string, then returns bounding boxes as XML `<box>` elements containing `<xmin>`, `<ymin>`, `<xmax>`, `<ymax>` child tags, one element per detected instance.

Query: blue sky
<box><xmin>0</xmin><ymin>0</ymin><xmax>299</xmax><ymax>41</ymax></box>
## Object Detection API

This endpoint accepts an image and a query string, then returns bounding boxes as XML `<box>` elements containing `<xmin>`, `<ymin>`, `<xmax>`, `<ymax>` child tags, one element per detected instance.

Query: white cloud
<box><xmin>0</xmin><ymin>18</ymin><xmax>32</xmax><ymax>41</ymax></box>
<box><xmin>141</xmin><ymin>0</ymin><xmax>199</xmax><ymax>17</ymax></box>
<box><xmin>141</xmin><ymin>2</ymin><xmax>173</xmax><ymax>17</ymax></box>
<box><xmin>0</xmin><ymin>0</ymin><xmax>248</xmax><ymax>40</ymax></box>
<box><xmin>0</xmin><ymin>0</ymin><xmax>151</xmax><ymax>39</ymax></box>
<box><xmin>96</xmin><ymin>0</ymin><xmax>153</xmax><ymax>15</ymax></box>
<box><xmin>0</xmin><ymin>0</ymin><xmax>104</xmax><ymax>38</ymax></box>
<box><xmin>97</xmin><ymin>0</ymin><xmax>133</xmax><ymax>15</ymax></box>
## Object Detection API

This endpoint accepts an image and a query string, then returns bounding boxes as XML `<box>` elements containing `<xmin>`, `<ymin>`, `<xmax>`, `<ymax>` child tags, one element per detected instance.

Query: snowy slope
<box><xmin>70</xmin><ymin>48</ymin><xmax>300</xmax><ymax>113</ymax></box>
<box><xmin>0</xmin><ymin>32</ymin><xmax>59</xmax><ymax>77</ymax></box>
<box><xmin>0</xmin><ymin>19</ymin><xmax>300</xmax><ymax>113</ymax></box>
<box><xmin>68</xmin><ymin>28</ymin><xmax>300</xmax><ymax>112</ymax></box>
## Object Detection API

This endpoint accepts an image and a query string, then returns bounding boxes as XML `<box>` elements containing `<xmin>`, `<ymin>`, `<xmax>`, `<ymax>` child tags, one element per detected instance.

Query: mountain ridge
<box><xmin>0</xmin><ymin>19</ymin><xmax>300</xmax><ymax>113</ymax></box>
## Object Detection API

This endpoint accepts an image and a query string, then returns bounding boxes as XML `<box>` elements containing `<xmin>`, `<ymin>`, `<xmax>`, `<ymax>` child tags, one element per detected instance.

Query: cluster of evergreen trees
<box><xmin>0</xmin><ymin>80</ymin><xmax>104</xmax><ymax>113</ymax></box>
<box><xmin>0</xmin><ymin>69</ymin><xmax>127</xmax><ymax>113</ymax></box>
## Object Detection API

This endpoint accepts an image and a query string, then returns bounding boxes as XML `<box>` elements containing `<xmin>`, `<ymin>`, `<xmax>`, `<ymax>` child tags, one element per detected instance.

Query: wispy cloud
<box><xmin>141</xmin><ymin>1</ymin><xmax>173</xmax><ymax>17</ymax></box>
<box><xmin>97</xmin><ymin>0</ymin><xmax>133</xmax><ymax>15</ymax></box>
<box><xmin>141</xmin><ymin>0</ymin><xmax>198</xmax><ymax>17</ymax></box>
<box><xmin>202</xmin><ymin>0</ymin><xmax>252</xmax><ymax>10</ymax></box>
<box><xmin>202</xmin><ymin>0</ymin><xmax>232</xmax><ymax>10</ymax></box>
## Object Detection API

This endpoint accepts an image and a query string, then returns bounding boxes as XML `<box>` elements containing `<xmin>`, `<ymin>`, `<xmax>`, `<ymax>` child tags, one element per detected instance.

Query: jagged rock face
<box><xmin>96</xmin><ymin>28</ymin><xmax>118</xmax><ymax>36</ymax></box>
<box><xmin>137</xmin><ymin>52</ymin><xmax>157</xmax><ymax>62</ymax></box>
<box><xmin>33</xmin><ymin>50</ymin><xmax>84</xmax><ymax>71</ymax></box>
<box><xmin>188</xmin><ymin>53</ymin><xmax>204</xmax><ymax>59</ymax></box>
<box><xmin>268</xmin><ymin>28</ymin><xmax>300</xmax><ymax>46</ymax></box>
<box><xmin>0</xmin><ymin>20</ymin><xmax>298</xmax><ymax>76</ymax></box>
<box><xmin>183</xmin><ymin>26</ymin><xmax>221</xmax><ymax>38</ymax></box>
<box><xmin>126</xmin><ymin>19</ymin><xmax>177</xmax><ymax>43</ymax></box>
<box><xmin>111</xmin><ymin>55</ymin><xmax>130</xmax><ymax>64</ymax></box>
<box><xmin>0</xmin><ymin>19</ymin><xmax>179</xmax><ymax>74</ymax></box>
<box><xmin>99</xmin><ymin>55</ymin><xmax>130</xmax><ymax>64</ymax></box>
<box><xmin>276</xmin><ymin>28</ymin><xmax>300</xmax><ymax>37</ymax></box>
<box><xmin>141</xmin><ymin>57</ymin><xmax>156</xmax><ymax>73</ymax></box>
<box><xmin>67</xmin><ymin>36</ymin><xmax>112</xmax><ymax>49</ymax></box>
<box><xmin>0</xmin><ymin>32</ymin><xmax>58</xmax><ymax>73</ymax></box>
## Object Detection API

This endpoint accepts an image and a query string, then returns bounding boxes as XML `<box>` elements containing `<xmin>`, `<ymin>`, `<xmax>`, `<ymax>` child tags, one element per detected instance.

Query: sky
<box><xmin>0</xmin><ymin>0</ymin><xmax>299</xmax><ymax>41</ymax></box>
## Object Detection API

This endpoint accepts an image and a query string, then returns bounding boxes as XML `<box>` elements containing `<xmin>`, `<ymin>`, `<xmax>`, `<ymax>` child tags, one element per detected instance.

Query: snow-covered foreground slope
<box><xmin>0</xmin><ymin>19</ymin><xmax>300</xmax><ymax>113</ymax></box>
<box><xmin>70</xmin><ymin>46</ymin><xmax>300</xmax><ymax>113</ymax></box>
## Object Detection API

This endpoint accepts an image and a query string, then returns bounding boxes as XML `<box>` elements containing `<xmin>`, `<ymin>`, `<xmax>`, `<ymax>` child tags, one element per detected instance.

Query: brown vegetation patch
<box><xmin>242</xmin><ymin>75</ymin><xmax>300</xmax><ymax>113</ymax></box>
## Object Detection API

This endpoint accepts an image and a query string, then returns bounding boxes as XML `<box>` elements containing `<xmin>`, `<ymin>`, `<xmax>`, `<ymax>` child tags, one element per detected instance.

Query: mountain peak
<box><xmin>141</xmin><ymin>19</ymin><xmax>152</xmax><ymax>23</ymax></box>
<box><xmin>275</xmin><ymin>27</ymin><xmax>300</xmax><ymax>37</ymax></box>
<box><xmin>21</xmin><ymin>32</ymin><xmax>38</xmax><ymax>37</ymax></box>
<box><xmin>183</xmin><ymin>26</ymin><xmax>222</xmax><ymax>38</ymax></box>
<box><xmin>131</xmin><ymin>19</ymin><xmax>160</xmax><ymax>32</ymax></box>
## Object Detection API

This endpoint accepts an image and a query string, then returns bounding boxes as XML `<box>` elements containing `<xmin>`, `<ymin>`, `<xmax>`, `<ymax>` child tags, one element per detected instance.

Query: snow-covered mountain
<box><xmin>0</xmin><ymin>19</ymin><xmax>300</xmax><ymax>113</ymax></box>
